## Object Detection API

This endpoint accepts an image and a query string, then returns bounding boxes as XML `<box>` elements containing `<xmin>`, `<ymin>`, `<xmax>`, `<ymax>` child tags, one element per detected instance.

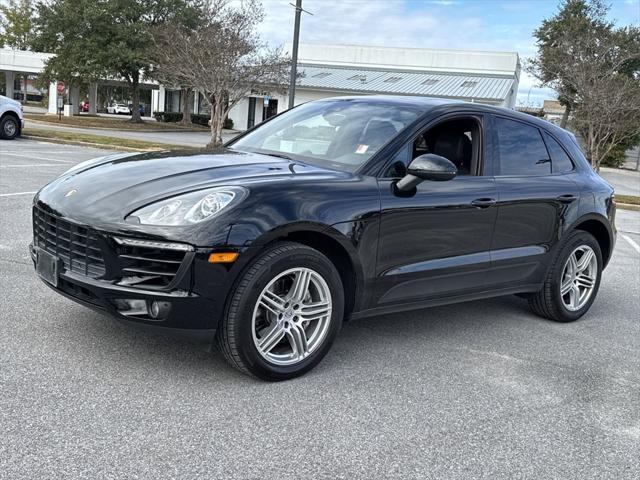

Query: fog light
<box><xmin>147</xmin><ymin>300</ymin><xmax>171</xmax><ymax>319</ymax></box>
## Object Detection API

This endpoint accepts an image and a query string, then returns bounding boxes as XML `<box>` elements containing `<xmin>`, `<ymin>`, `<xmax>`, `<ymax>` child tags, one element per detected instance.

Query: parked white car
<box><xmin>107</xmin><ymin>103</ymin><xmax>131</xmax><ymax>115</ymax></box>
<box><xmin>0</xmin><ymin>95</ymin><xmax>24</xmax><ymax>140</ymax></box>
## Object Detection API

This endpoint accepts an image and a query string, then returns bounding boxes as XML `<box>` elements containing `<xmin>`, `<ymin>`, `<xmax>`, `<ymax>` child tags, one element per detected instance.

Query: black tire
<box><xmin>1</xmin><ymin>115</ymin><xmax>19</xmax><ymax>140</ymax></box>
<box><xmin>217</xmin><ymin>241</ymin><xmax>344</xmax><ymax>381</ymax></box>
<box><xmin>528</xmin><ymin>230</ymin><xmax>602</xmax><ymax>322</ymax></box>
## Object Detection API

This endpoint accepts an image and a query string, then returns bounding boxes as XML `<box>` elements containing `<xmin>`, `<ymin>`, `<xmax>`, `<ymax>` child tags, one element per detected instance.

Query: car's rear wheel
<box><xmin>217</xmin><ymin>241</ymin><xmax>344</xmax><ymax>380</ymax></box>
<box><xmin>1</xmin><ymin>115</ymin><xmax>19</xmax><ymax>140</ymax></box>
<box><xmin>528</xmin><ymin>230</ymin><xmax>602</xmax><ymax>322</ymax></box>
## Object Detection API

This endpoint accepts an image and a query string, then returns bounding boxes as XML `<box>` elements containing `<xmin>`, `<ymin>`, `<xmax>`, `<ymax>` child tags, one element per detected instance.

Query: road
<box><xmin>599</xmin><ymin>167</ymin><xmax>640</xmax><ymax>197</ymax></box>
<box><xmin>1</xmin><ymin>138</ymin><xmax>639</xmax><ymax>479</ymax></box>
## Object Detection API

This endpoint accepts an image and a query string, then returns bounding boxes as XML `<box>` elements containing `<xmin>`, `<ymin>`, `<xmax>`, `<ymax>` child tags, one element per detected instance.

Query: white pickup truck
<box><xmin>0</xmin><ymin>95</ymin><xmax>24</xmax><ymax>140</ymax></box>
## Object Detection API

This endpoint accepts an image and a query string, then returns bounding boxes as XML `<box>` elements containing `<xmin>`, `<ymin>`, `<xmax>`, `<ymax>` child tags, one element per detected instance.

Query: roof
<box><xmin>289</xmin><ymin>43</ymin><xmax>520</xmax><ymax>76</ymax></box>
<box><xmin>297</xmin><ymin>64</ymin><xmax>515</xmax><ymax>102</ymax></box>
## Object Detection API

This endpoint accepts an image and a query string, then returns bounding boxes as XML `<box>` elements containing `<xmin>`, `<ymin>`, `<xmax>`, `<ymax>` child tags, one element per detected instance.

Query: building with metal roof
<box><xmin>153</xmin><ymin>43</ymin><xmax>520</xmax><ymax>130</ymax></box>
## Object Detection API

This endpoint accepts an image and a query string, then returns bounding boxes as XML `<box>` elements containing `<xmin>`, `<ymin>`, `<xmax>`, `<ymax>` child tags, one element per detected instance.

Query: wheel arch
<box><xmin>569</xmin><ymin>214</ymin><xmax>614</xmax><ymax>267</ymax></box>
<box><xmin>244</xmin><ymin>222</ymin><xmax>365</xmax><ymax>319</ymax></box>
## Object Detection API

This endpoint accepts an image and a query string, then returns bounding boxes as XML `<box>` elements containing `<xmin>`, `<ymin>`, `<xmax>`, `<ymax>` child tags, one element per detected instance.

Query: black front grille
<box><xmin>33</xmin><ymin>206</ymin><xmax>106</xmax><ymax>278</ymax></box>
<box><xmin>115</xmin><ymin>243</ymin><xmax>187</xmax><ymax>289</ymax></box>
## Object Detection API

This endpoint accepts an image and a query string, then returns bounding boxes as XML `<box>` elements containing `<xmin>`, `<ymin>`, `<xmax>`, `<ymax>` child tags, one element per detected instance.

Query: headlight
<box><xmin>127</xmin><ymin>186</ymin><xmax>246</xmax><ymax>226</ymax></box>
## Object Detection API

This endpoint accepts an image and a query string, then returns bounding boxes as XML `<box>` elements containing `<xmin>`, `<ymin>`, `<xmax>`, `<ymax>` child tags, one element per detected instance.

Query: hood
<box><xmin>35</xmin><ymin>148</ymin><xmax>348</xmax><ymax>226</ymax></box>
<box><xmin>0</xmin><ymin>94</ymin><xmax>21</xmax><ymax>108</ymax></box>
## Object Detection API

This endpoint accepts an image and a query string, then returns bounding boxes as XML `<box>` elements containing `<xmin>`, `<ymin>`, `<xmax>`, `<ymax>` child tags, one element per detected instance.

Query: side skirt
<box><xmin>349</xmin><ymin>283</ymin><xmax>542</xmax><ymax>320</ymax></box>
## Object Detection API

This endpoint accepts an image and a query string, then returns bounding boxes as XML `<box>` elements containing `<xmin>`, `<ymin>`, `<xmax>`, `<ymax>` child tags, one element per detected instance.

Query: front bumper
<box><xmin>29</xmin><ymin>240</ymin><xmax>241</xmax><ymax>344</ymax></box>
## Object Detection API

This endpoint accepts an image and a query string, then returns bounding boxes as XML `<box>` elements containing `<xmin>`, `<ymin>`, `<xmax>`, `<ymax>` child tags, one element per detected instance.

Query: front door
<box><xmin>372</xmin><ymin>115</ymin><xmax>499</xmax><ymax>308</ymax></box>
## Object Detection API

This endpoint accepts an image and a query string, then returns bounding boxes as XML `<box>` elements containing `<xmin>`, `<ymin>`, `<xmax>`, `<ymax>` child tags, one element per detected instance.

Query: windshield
<box><xmin>229</xmin><ymin>99</ymin><xmax>421</xmax><ymax>171</ymax></box>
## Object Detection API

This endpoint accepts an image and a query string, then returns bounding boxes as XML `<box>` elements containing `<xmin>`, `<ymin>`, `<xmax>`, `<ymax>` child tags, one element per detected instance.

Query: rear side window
<box><xmin>495</xmin><ymin>117</ymin><xmax>550</xmax><ymax>175</ymax></box>
<box><xmin>543</xmin><ymin>132</ymin><xmax>575</xmax><ymax>173</ymax></box>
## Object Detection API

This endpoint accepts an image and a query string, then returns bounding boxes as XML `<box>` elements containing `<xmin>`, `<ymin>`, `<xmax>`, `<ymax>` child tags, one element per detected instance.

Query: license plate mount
<box><xmin>36</xmin><ymin>248</ymin><xmax>59</xmax><ymax>287</ymax></box>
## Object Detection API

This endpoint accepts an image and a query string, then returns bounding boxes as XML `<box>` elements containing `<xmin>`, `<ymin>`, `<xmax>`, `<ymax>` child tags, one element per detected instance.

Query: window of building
<box><xmin>347</xmin><ymin>75</ymin><xmax>366</xmax><ymax>81</ymax></box>
<box><xmin>384</xmin><ymin>77</ymin><xmax>403</xmax><ymax>83</ymax></box>
<box><xmin>312</xmin><ymin>72</ymin><xmax>331</xmax><ymax>79</ymax></box>
<box><xmin>543</xmin><ymin>132</ymin><xmax>575</xmax><ymax>173</ymax></box>
<box><xmin>421</xmin><ymin>79</ymin><xmax>439</xmax><ymax>86</ymax></box>
<box><xmin>495</xmin><ymin>117</ymin><xmax>551</xmax><ymax>176</ymax></box>
<box><xmin>460</xmin><ymin>81</ymin><xmax>478</xmax><ymax>88</ymax></box>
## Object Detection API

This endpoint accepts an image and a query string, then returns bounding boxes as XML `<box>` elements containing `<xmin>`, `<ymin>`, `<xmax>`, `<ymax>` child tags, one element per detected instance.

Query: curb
<box><xmin>21</xmin><ymin>134</ymin><xmax>168</xmax><ymax>152</ymax></box>
<box><xmin>25</xmin><ymin>117</ymin><xmax>209</xmax><ymax>133</ymax></box>
<box><xmin>618</xmin><ymin>203</ymin><xmax>640</xmax><ymax>212</ymax></box>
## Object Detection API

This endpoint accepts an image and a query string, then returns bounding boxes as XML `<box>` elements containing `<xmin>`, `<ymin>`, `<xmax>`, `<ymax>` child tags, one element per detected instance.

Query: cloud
<box><xmin>258</xmin><ymin>0</ymin><xmax>556</xmax><ymax>106</ymax></box>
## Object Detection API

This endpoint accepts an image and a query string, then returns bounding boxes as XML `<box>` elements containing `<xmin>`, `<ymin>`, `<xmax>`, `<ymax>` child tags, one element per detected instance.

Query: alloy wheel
<box><xmin>252</xmin><ymin>267</ymin><xmax>332</xmax><ymax>366</ymax></box>
<box><xmin>560</xmin><ymin>245</ymin><xmax>597</xmax><ymax>311</ymax></box>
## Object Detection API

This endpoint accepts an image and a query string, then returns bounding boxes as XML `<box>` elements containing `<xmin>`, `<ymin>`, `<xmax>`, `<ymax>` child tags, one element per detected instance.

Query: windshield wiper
<box><xmin>260</xmin><ymin>151</ymin><xmax>293</xmax><ymax>160</ymax></box>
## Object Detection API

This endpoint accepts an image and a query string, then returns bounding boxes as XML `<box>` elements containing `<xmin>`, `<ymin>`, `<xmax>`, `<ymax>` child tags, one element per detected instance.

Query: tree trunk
<box><xmin>207</xmin><ymin>97</ymin><xmax>223</xmax><ymax>149</ymax></box>
<box><xmin>129</xmin><ymin>72</ymin><xmax>142</xmax><ymax>123</ymax></box>
<box><xmin>560</xmin><ymin>103</ymin><xmax>571</xmax><ymax>129</ymax></box>
<box><xmin>22</xmin><ymin>74</ymin><xmax>28</xmax><ymax>103</ymax></box>
<box><xmin>180</xmin><ymin>88</ymin><xmax>193</xmax><ymax>126</ymax></box>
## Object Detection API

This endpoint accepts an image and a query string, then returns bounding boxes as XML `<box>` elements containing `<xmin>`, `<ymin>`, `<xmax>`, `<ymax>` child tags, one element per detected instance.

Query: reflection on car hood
<box><xmin>35</xmin><ymin>148</ymin><xmax>346</xmax><ymax>225</ymax></box>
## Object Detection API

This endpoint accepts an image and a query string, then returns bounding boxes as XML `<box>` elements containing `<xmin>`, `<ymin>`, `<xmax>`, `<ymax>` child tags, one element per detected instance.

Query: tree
<box><xmin>34</xmin><ymin>0</ymin><xmax>201</xmax><ymax>122</ymax></box>
<box><xmin>0</xmin><ymin>0</ymin><xmax>35</xmax><ymax>50</ymax></box>
<box><xmin>150</xmin><ymin>0</ymin><xmax>290</xmax><ymax>148</ymax></box>
<box><xmin>527</xmin><ymin>0</ymin><xmax>640</xmax><ymax>170</ymax></box>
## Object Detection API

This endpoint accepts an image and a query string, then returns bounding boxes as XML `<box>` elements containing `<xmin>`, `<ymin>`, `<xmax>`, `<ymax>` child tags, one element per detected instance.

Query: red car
<box><xmin>79</xmin><ymin>101</ymin><xmax>89</xmax><ymax>112</ymax></box>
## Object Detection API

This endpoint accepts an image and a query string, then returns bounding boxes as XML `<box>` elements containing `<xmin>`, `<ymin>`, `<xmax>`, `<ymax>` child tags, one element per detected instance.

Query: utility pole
<box><xmin>288</xmin><ymin>0</ymin><xmax>312</xmax><ymax>109</ymax></box>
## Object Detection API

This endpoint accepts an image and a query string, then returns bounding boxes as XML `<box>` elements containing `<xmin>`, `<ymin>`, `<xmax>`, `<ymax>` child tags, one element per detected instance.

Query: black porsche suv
<box><xmin>31</xmin><ymin>96</ymin><xmax>616</xmax><ymax>380</ymax></box>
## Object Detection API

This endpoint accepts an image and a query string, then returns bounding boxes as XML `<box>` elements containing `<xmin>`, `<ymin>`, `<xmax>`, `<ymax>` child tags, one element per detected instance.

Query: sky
<box><xmin>257</xmin><ymin>0</ymin><xmax>640</xmax><ymax>106</ymax></box>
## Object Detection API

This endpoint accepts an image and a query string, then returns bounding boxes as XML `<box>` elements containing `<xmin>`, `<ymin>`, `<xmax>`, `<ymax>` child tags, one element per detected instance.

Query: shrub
<box><xmin>153</xmin><ymin>112</ymin><xmax>232</xmax><ymax>128</ymax></box>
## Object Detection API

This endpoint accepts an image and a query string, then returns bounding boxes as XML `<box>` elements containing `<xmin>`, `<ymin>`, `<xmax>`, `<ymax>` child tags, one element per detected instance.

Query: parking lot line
<box><xmin>621</xmin><ymin>234</ymin><xmax>640</xmax><ymax>254</ymax></box>
<box><xmin>0</xmin><ymin>191</ymin><xmax>37</xmax><ymax>197</ymax></box>
<box><xmin>1</xmin><ymin>164</ymin><xmax>68</xmax><ymax>168</ymax></box>
<box><xmin>1</xmin><ymin>152</ymin><xmax>75</xmax><ymax>163</ymax></box>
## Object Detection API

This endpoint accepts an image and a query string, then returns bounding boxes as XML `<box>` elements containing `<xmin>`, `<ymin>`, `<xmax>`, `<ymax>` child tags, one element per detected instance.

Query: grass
<box><xmin>616</xmin><ymin>194</ymin><xmax>640</xmax><ymax>205</ymax></box>
<box><xmin>25</xmin><ymin>113</ymin><xmax>209</xmax><ymax>131</ymax></box>
<box><xmin>22</xmin><ymin>127</ymin><xmax>196</xmax><ymax>151</ymax></box>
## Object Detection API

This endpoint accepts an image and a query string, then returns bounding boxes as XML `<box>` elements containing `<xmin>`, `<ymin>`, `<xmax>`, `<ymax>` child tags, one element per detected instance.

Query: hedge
<box><xmin>153</xmin><ymin>112</ymin><xmax>234</xmax><ymax>129</ymax></box>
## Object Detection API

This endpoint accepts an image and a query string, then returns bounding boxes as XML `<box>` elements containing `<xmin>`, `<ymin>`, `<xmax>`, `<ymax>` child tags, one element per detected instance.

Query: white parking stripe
<box><xmin>0</xmin><ymin>191</ymin><xmax>37</xmax><ymax>197</ymax></box>
<box><xmin>1</xmin><ymin>152</ymin><xmax>74</xmax><ymax>163</ymax></box>
<box><xmin>621</xmin><ymin>234</ymin><xmax>640</xmax><ymax>254</ymax></box>
<box><xmin>1</xmin><ymin>164</ymin><xmax>67</xmax><ymax>168</ymax></box>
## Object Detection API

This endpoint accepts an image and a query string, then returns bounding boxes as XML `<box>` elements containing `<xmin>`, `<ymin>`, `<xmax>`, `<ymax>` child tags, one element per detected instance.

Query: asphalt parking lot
<box><xmin>1</xmin><ymin>138</ymin><xmax>639</xmax><ymax>479</ymax></box>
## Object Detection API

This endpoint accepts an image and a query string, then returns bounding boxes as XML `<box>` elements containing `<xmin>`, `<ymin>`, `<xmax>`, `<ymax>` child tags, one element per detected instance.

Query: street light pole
<box><xmin>288</xmin><ymin>0</ymin><xmax>303</xmax><ymax>109</ymax></box>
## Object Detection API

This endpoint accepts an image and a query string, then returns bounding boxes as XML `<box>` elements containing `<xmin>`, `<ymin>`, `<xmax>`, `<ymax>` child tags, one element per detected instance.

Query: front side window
<box><xmin>384</xmin><ymin>117</ymin><xmax>482</xmax><ymax>178</ymax></box>
<box><xmin>495</xmin><ymin>117</ymin><xmax>550</xmax><ymax>176</ymax></box>
<box><xmin>230</xmin><ymin>100</ymin><xmax>420</xmax><ymax>172</ymax></box>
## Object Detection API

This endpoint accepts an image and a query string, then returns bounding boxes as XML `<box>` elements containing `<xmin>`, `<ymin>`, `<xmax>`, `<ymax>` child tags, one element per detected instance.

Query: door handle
<box><xmin>471</xmin><ymin>198</ymin><xmax>496</xmax><ymax>209</ymax></box>
<box><xmin>557</xmin><ymin>194</ymin><xmax>578</xmax><ymax>204</ymax></box>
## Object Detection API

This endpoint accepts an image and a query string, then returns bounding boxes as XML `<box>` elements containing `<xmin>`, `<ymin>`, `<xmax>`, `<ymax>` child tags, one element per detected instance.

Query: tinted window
<box><xmin>495</xmin><ymin>117</ymin><xmax>550</xmax><ymax>175</ymax></box>
<box><xmin>543</xmin><ymin>132</ymin><xmax>574</xmax><ymax>173</ymax></box>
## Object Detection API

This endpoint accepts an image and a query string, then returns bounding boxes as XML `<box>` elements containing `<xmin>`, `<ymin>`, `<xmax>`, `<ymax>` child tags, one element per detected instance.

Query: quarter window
<box><xmin>543</xmin><ymin>132</ymin><xmax>574</xmax><ymax>173</ymax></box>
<box><xmin>495</xmin><ymin>117</ymin><xmax>550</xmax><ymax>176</ymax></box>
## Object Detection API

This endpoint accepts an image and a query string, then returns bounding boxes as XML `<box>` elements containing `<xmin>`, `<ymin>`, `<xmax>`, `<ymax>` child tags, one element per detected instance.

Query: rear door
<box><xmin>489</xmin><ymin>115</ymin><xmax>581</xmax><ymax>288</ymax></box>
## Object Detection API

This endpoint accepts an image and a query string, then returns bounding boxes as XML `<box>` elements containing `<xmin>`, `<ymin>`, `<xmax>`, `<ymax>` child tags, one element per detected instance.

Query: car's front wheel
<box><xmin>528</xmin><ymin>230</ymin><xmax>602</xmax><ymax>322</ymax></box>
<box><xmin>1</xmin><ymin>115</ymin><xmax>19</xmax><ymax>140</ymax></box>
<box><xmin>217</xmin><ymin>241</ymin><xmax>344</xmax><ymax>380</ymax></box>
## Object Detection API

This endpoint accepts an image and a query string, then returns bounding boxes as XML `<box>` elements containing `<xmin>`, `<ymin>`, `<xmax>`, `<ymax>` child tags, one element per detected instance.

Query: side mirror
<box><xmin>395</xmin><ymin>154</ymin><xmax>457</xmax><ymax>191</ymax></box>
